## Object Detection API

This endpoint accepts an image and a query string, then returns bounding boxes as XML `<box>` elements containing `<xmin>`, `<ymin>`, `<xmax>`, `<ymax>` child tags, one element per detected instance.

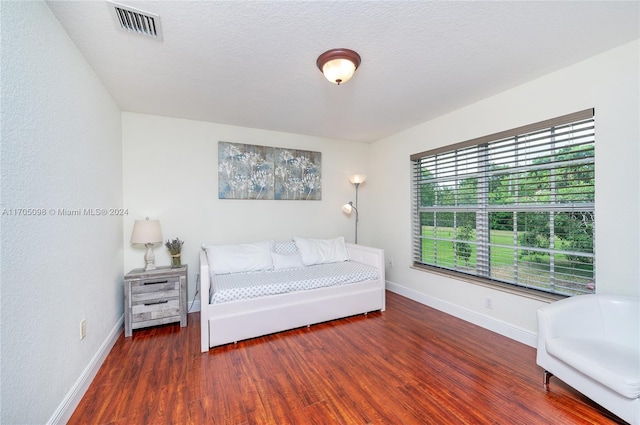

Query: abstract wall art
<box><xmin>218</xmin><ymin>142</ymin><xmax>321</xmax><ymax>200</ymax></box>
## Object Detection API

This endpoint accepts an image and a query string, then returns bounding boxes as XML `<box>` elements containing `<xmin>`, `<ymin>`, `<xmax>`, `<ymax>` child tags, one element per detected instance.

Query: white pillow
<box><xmin>293</xmin><ymin>236</ymin><xmax>349</xmax><ymax>266</ymax></box>
<box><xmin>202</xmin><ymin>241</ymin><xmax>273</xmax><ymax>274</ymax></box>
<box><xmin>271</xmin><ymin>251</ymin><xmax>305</xmax><ymax>270</ymax></box>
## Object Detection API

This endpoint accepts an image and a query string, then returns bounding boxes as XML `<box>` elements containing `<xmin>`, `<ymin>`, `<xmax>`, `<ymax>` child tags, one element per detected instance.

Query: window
<box><xmin>411</xmin><ymin>109</ymin><xmax>595</xmax><ymax>297</ymax></box>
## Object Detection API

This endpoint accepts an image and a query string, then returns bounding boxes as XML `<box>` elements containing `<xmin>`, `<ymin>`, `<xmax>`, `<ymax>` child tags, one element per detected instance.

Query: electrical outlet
<box><xmin>388</xmin><ymin>258</ymin><xmax>394</xmax><ymax>268</ymax></box>
<box><xmin>484</xmin><ymin>297</ymin><xmax>493</xmax><ymax>310</ymax></box>
<box><xmin>80</xmin><ymin>319</ymin><xmax>86</xmax><ymax>339</ymax></box>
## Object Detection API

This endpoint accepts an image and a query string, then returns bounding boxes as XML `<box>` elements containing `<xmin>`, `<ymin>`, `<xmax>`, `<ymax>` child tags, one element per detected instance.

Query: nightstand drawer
<box><xmin>132</xmin><ymin>277</ymin><xmax>179</xmax><ymax>295</ymax></box>
<box><xmin>131</xmin><ymin>286</ymin><xmax>179</xmax><ymax>304</ymax></box>
<box><xmin>131</xmin><ymin>298</ymin><xmax>180</xmax><ymax>323</ymax></box>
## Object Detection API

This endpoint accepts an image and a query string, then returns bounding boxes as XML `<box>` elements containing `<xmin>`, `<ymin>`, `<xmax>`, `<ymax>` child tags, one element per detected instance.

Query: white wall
<box><xmin>370</xmin><ymin>40</ymin><xmax>640</xmax><ymax>341</ymax></box>
<box><xmin>1</xmin><ymin>2</ymin><xmax>123</xmax><ymax>423</ymax></box>
<box><xmin>122</xmin><ymin>113</ymin><xmax>372</xmax><ymax>304</ymax></box>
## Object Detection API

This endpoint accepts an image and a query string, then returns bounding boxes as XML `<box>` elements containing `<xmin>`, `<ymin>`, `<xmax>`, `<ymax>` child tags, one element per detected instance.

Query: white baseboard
<box><xmin>48</xmin><ymin>315</ymin><xmax>124</xmax><ymax>425</ymax></box>
<box><xmin>386</xmin><ymin>281</ymin><xmax>537</xmax><ymax>348</ymax></box>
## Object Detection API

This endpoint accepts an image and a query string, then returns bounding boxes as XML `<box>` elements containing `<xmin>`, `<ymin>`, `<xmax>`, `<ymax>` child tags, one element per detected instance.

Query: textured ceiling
<box><xmin>46</xmin><ymin>1</ymin><xmax>639</xmax><ymax>143</ymax></box>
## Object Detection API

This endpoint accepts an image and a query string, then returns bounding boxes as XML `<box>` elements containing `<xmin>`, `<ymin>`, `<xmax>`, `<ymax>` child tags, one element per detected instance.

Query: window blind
<box><xmin>411</xmin><ymin>109</ymin><xmax>595</xmax><ymax>296</ymax></box>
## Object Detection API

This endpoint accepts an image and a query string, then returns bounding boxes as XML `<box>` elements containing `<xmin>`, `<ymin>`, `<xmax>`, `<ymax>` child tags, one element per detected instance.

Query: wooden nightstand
<box><xmin>124</xmin><ymin>265</ymin><xmax>188</xmax><ymax>337</ymax></box>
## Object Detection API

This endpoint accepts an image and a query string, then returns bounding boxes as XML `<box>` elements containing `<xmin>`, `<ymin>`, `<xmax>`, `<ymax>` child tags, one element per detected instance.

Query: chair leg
<box><xmin>543</xmin><ymin>370</ymin><xmax>553</xmax><ymax>387</ymax></box>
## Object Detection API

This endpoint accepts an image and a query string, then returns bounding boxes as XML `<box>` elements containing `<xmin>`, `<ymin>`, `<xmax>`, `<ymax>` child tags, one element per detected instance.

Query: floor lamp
<box><xmin>342</xmin><ymin>174</ymin><xmax>366</xmax><ymax>244</ymax></box>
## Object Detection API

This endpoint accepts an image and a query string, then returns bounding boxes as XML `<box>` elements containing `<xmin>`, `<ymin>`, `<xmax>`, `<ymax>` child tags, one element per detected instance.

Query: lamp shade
<box><xmin>348</xmin><ymin>174</ymin><xmax>367</xmax><ymax>185</ymax></box>
<box><xmin>317</xmin><ymin>48</ymin><xmax>361</xmax><ymax>85</ymax></box>
<box><xmin>130</xmin><ymin>219</ymin><xmax>162</xmax><ymax>244</ymax></box>
<box><xmin>342</xmin><ymin>203</ymin><xmax>353</xmax><ymax>214</ymax></box>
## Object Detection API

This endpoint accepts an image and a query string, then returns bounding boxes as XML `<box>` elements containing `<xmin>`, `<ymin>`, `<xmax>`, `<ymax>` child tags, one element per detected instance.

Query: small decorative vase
<box><xmin>171</xmin><ymin>254</ymin><xmax>182</xmax><ymax>268</ymax></box>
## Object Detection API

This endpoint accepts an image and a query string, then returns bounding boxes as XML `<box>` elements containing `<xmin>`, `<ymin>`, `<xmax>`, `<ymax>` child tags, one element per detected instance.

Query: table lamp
<box><xmin>130</xmin><ymin>218</ymin><xmax>162</xmax><ymax>271</ymax></box>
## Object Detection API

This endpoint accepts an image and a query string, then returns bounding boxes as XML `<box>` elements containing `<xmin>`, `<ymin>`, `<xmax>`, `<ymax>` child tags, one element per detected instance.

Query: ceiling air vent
<box><xmin>107</xmin><ymin>1</ymin><xmax>163</xmax><ymax>41</ymax></box>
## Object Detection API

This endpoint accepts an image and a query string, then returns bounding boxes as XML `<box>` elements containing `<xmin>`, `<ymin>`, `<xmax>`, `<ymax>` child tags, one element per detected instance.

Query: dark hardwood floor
<box><xmin>69</xmin><ymin>291</ymin><xmax>624</xmax><ymax>424</ymax></box>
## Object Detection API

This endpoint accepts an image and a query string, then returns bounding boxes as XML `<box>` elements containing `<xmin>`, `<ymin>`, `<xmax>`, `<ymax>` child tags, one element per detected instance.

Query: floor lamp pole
<box><xmin>354</xmin><ymin>182</ymin><xmax>360</xmax><ymax>244</ymax></box>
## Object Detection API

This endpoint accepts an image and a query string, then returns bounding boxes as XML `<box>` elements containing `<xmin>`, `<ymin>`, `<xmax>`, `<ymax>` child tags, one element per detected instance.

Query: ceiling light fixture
<box><xmin>317</xmin><ymin>48</ymin><xmax>361</xmax><ymax>85</ymax></box>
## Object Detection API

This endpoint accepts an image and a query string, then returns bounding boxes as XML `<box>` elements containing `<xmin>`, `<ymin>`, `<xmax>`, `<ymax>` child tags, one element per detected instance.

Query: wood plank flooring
<box><xmin>69</xmin><ymin>291</ymin><xmax>624</xmax><ymax>424</ymax></box>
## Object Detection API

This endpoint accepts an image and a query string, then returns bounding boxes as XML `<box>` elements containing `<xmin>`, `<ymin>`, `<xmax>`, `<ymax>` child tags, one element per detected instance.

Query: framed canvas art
<box><xmin>218</xmin><ymin>142</ymin><xmax>321</xmax><ymax>200</ymax></box>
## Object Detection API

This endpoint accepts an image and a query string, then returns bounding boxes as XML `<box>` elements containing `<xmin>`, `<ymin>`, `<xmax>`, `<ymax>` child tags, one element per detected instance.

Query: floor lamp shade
<box><xmin>348</xmin><ymin>174</ymin><xmax>366</xmax><ymax>185</ymax></box>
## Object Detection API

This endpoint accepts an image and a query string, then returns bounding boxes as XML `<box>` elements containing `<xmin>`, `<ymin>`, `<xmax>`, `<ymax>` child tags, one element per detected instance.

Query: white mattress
<box><xmin>210</xmin><ymin>261</ymin><xmax>379</xmax><ymax>304</ymax></box>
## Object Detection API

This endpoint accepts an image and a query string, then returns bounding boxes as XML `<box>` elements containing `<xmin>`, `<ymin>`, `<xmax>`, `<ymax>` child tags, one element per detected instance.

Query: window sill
<box><xmin>410</xmin><ymin>264</ymin><xmax>566</xmax><ymax>303</ymax></box>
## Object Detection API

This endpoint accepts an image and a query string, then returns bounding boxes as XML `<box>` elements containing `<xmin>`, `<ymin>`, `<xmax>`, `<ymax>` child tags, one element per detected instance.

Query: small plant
<box><xmin>165</xmin><ymin>238</ymin><xmax>184</xmax><ymax>255</ymax></box>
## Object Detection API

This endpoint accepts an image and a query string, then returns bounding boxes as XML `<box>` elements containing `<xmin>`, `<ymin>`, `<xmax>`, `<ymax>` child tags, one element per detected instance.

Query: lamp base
<box><xmin>143</xmin><ymin>243</ymin><xmax>156</xmax><ymax>271</ymax></box>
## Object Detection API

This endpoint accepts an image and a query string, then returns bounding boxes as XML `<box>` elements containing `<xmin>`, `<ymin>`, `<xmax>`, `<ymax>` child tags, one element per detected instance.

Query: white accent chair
<box><xmin>537</xmin><ymin>294</ymin><xmax>640</xmax><ymax>424</ymax></box>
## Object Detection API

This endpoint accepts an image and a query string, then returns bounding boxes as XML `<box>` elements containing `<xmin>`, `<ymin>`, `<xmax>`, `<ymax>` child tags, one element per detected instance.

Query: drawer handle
<box><xmin>144</xmin><ymin>300</ymin><xmax>169</xmax><ymax>306</ymax></box>
<box><xmin>144</xmin><ymin>280</ymin><xmax>169</xmax><ymax>285</ymax></box>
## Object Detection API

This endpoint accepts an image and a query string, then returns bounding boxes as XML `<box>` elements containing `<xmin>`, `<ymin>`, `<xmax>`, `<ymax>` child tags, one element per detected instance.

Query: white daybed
<box><xmin>200</xmin><ymin>239</ymin><xmax>386</xmax><ymax>352</ymax></box>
